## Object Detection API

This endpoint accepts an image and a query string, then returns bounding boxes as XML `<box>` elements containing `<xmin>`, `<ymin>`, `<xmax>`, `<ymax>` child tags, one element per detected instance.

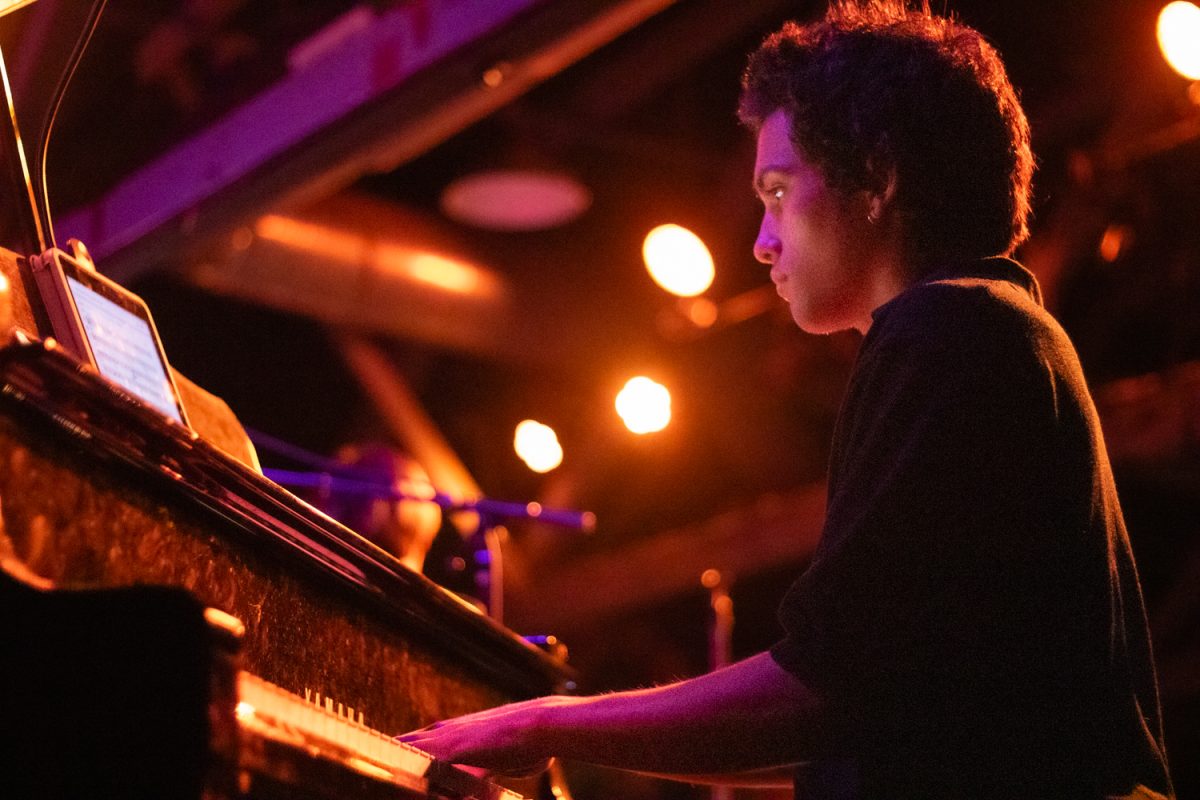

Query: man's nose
<box><xmin>754</xmin><ymin>219</ymin><xmax>779</xmax><ymax>265</ymax></box>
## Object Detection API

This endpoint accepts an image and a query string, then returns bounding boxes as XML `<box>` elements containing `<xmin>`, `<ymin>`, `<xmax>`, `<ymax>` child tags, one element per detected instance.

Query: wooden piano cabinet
<box><xmin>0</xmin><ymin>246</ymin><xmax>570</xmax><ymax>781</ymax></box>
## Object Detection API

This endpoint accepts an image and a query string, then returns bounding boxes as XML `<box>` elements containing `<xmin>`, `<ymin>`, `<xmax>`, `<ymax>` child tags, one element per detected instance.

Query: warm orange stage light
<box><xmin>1158</xmin><ymin>1</ymin><xmax>1200</xmax><ymax>80</ymax></box>
<box><xmin>643</xmin><ymin>224</ymin><xmax>715</xmax><ymax>297</ymax></box>
<box><xmin>615</xmin><ymin>376</ymin><xmax>672</xmax><ymax>434</ymax></box>
<box><xmin>1098</xmin><ymin>224</ymin><xmax>1133</xmax><ymax>263</ymax></box>
<box><xmin>514</xmin><ymin>420</ymin><xmax>564</xmax><ymax>473</ymax></box>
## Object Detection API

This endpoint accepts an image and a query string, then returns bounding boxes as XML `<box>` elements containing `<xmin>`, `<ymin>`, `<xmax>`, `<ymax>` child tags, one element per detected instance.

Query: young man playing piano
<box><xmin>401</xmin><ymin>2</ymin><xmax>1175</xmax><ymax>797</ymax></box>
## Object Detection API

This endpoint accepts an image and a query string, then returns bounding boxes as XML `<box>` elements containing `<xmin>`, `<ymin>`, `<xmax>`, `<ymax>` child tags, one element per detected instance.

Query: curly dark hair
<box><xmin>739</xmin><ymin>0</ymin><xmax>1034</xmax><ymax>268</ymax></box>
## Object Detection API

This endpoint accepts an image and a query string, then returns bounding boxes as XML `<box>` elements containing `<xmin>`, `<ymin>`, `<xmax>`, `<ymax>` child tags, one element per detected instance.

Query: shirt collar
<box><xmin>871</xmin><ymin>256</ymin><xmax>1043</xmax><ymax>325</ymax></box>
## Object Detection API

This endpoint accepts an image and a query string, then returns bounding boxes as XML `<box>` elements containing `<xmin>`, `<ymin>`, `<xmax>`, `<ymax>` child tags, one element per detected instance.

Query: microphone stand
<box><xmin>263</xmin><ymin>467</ymin><xmax>595</xmax><ymax>532</ymax></box>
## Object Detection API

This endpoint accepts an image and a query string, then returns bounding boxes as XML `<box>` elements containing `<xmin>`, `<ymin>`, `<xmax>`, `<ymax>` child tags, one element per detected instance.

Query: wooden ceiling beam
<box><xmin>57</xmin><ymin>0</ymin><xmax>681</xmax><ymax>281</ymax></box>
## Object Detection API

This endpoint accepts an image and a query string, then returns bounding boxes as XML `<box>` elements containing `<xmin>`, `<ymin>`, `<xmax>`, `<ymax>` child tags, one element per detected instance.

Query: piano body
<box><xmin>0</xmin><ymin>247</ymin><xmax>572</xmax><ymax>798</ymax></box>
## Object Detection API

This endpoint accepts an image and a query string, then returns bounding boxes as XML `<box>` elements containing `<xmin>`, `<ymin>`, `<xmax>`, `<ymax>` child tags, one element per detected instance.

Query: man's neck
<box><xmin>854</xmin><ymin>253</ymin><xmax>912</xmax><ymax>335</ymax></box>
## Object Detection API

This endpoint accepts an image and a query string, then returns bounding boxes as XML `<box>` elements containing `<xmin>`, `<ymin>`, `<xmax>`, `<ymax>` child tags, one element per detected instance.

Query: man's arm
<box><xmin>397</xmin><ymin>651</ymin><xmax>825</xmax><ymax>776</ymax></box>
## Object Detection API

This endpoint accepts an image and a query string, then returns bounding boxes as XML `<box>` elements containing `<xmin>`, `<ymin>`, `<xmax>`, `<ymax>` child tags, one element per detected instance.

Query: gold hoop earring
<box><xmin>867</xmin><ymin>209</ymin><xmax>880</xmax><ymax>225</ymax></box>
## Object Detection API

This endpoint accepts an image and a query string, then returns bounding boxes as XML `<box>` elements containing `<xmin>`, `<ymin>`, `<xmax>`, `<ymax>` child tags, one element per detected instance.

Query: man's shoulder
<box><xmin>868</xmin><ymin>262</ymin><xmax>1055</xmax><ymax>357</ymax></box>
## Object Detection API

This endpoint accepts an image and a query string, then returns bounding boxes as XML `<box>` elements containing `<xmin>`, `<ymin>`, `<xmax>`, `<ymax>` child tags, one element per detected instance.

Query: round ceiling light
<box><xmin>1158</xmin><ymin>1</ymin><xmax>1200</xmax><ymax>80</ymax></box>
<box><xmin>440</xmin><ymin>169</ymin><xmax>592</xmax><ymax>231</ymax></box>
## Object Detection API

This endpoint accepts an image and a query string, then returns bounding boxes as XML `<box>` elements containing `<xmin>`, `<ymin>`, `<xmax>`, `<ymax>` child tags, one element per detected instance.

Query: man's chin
<box><xmin>794</xmin><ymin>309</ymin><xmax>857</xmax><ymax>336</ymax></box>
<box><xmin>792</xmin><ymin>307</ymin><xmax>833</xmax><ymax>335</ymax></box>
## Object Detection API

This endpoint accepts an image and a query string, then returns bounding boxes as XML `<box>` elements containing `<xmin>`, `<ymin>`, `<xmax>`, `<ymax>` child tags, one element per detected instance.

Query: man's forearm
<box><xmin>532</xmin><ymin>652</ymin><xmax>822</xmax><ymax>773</ymax></box>
<box><xmin>400</xmin><ymin>651</ymin><xmax>824</xmax><ymax>775</ymax></box>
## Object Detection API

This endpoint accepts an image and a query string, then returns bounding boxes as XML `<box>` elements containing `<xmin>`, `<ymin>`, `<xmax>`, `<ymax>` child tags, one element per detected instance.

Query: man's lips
<box><xmin>770</xmin><ymin>270</ymin><xmax>788</xmax><ymax>300</ymax></box>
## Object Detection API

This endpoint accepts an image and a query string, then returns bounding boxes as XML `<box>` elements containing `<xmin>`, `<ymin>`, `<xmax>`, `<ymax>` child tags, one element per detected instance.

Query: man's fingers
<box><xmin>394</xmin><ymin>719</ymin><xmax>447</xmax><ymax>743</ymax></box>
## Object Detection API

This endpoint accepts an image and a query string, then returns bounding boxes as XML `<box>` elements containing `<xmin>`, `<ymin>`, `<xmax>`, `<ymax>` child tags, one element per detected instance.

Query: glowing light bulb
<box><xmin>643</xmin><ymin>224</ymin><xmax>715</xmax><ymax>297</ymax></box>
<box><xmin>1158</xmin><ymin>1</ymin><xmax>1200</xmax><ymax>80</ymax></box>
<box><xmin>615</xmin><ymin>377</ymin><xmax>671</xmax><ymax>434</ymax></box>
<box><xmin>514</xmin><ymin>420</ymin><xmax>563</xmax><ymax>473</ymax></box>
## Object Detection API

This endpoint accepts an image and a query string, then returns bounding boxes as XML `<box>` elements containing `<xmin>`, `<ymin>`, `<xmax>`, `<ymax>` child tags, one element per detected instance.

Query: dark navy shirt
<box><xmin>771</xmin><ymin>258</ymin><xmax>1173</xmax><ymax>799</ymax></box>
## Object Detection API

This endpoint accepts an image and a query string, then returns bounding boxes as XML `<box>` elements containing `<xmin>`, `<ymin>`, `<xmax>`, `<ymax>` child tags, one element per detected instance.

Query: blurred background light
<box><xmin>440</xmin><ymin>169</ymin><xmax>592</xmax><ymax>231</ymax></box>
<box><xmin>615</xmin><ymin>376</ymin><xmax>671</xmax><ymax>434</ymax></box>
<box><xmin>642</xmin><ymin>224</ymin><xmax>715</xmax><ymax>297</ymax></box>
<box><xmin>1098</xmin><ymin>223</ymin><xmax>1134</xmax><ymax>263</ymax></box>
<box><xmin>513</xmin><ymin>419</ymin><xmax>563</xmax><ymax>473</ymax></box>
<box><xmin>682</xmin><ymin>296</ymin><xmax>719</xmax><ymax>329</ymax></box>
<box><xmin>1158</xmin><ymin>1</ymin><xmax>1200</xmax><ymax>80</ymax></box>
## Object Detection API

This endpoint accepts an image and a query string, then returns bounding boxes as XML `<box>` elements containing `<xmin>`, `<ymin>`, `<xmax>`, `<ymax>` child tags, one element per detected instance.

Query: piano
<box><xmin>0</xmin><ymin>247</ymin><xmax>573</xmax><ymax>798</ymax></box>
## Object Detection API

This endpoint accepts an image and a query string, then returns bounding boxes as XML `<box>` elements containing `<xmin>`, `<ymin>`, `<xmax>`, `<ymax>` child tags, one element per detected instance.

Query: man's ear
<box><xmin>865</xmin><ymin>152</ymin><xmax>898</xmax><ymax>223</ymax></box>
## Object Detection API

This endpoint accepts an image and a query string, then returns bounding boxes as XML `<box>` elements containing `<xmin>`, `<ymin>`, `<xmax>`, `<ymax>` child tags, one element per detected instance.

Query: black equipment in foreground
<box><xmin>0</xmin><ymin>567</ymin><xmax>529</xmax><ymax>800</ymax></box>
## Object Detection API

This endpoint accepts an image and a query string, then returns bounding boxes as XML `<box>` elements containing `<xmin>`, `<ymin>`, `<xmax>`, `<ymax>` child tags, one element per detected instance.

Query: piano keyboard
<box><xmin>233</xmin><ymin>671</ymin><xmax>528</xmax><ymax>800</ymax></box>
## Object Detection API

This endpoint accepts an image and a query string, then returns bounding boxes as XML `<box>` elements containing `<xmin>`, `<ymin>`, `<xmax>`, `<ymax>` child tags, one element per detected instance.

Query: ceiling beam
<box><xmin>57</xmin><ymin>0</ymin><xmax>680</xmax><ymax>281</ymax></box>
<box><xmin>564</xmin><ymin>0</ymin><xmax>797</xmax><ymax>122</ymax></box>
<box><xmin>181</xmin><ymin>191</ymin><xmax>615</xmax><ymax>366</ymax></box>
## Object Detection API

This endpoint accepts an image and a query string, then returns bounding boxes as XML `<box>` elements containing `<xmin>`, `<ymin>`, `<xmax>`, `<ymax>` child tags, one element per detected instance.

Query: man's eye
<box><xmin>756</xmin><ymin>185</ymin><xmax>785</xmax><ymax>208</ymax></box>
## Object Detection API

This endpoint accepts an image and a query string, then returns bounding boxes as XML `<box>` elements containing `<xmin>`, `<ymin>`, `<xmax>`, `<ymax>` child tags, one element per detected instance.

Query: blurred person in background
<box><xmin>318</xmin><ymin>443</ymin><xmax>442</xmax><ymax>574</ymax></box>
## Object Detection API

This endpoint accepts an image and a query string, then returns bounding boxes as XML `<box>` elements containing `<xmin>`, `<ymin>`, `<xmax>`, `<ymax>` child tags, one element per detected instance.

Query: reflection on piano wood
<box><xmin>0</xmin><ymin>249</ymin><xmax>571</xmax><ymax>798</ymax></box>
